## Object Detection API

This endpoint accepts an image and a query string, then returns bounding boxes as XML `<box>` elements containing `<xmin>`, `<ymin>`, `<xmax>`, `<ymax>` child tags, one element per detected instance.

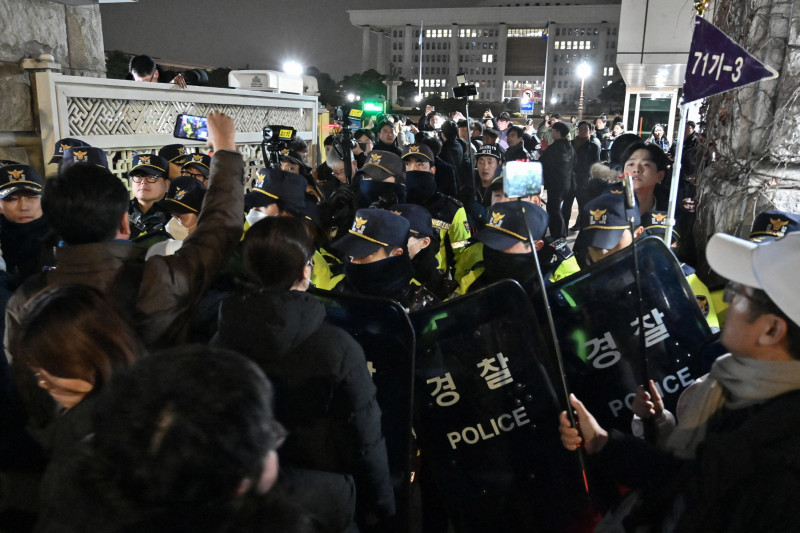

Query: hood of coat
<box><xmin>217</xmin><ymin>290</ymin><xmax>326</xmax><ymax>359</ymax></box>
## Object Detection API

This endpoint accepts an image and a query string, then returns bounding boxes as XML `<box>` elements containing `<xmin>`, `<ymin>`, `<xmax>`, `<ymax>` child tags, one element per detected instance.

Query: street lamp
<box><xmin>577</xmin><ymin>61</ymin><xmax>591</xmax><ymax>120</ymax></box>
<box><xmin>283</xmin><ymin>60</ymin><xmax>303</xmax><ymax>77</ymax></box>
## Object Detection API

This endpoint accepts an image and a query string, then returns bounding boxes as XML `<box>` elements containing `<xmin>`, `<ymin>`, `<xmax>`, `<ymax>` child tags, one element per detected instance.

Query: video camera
<box><xmin>261</xmin><ymin>125</ymin><xmax>297</xmax><ymax>169</ymax></box>
<box><xmin>330</xmin><ymin>105</ymin><xmax>364</xmax><ymax>184</ymax></box>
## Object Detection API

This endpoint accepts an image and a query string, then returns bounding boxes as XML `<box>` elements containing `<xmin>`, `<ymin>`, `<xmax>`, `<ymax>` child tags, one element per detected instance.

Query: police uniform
<box><xmin>401</xmin><ymin>144</ymin><xmax>471</xmax><ymax>276</ymax></box>
<box><xmin>128</xmin><ymin>154</ymin><xmax>170</xmax><ymax>246</ymax></box>
<box><xmin>330</xmin><ymin>208</ymin><xmax>438</xmax><ymax>312</ymax></box>
<box><xmin>708</xmin><ymin>210</ymin><xmax>800</xmax><ymax>328</ymax></box>
<box><xmin>455</xmin><ymin>201</ymin><xmax>566</xmax><ymax>295</ymax></box>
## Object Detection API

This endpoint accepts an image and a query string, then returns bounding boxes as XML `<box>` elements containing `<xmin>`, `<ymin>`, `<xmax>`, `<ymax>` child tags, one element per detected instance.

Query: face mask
<box><xmin>344</xmin><ymin>254</ymin><xmax>413</xmax><ymax>300</ymax></box>
<box><xmin>405</xmin><ymin>171</ymin><xmax>437</xmax><ymax>204</ymax></box>
<box><xmin>167</xmin><ymin>216</ymin><xmax>189</xmax><ymax>241</ymax></box>
<box><xmin>246</xmin><ymin>208</ymin><xmax>268</xmax><ymax>227</ymax></box>
<box><xmin>482</xmin><ymin>245</ymin><xmax>537</xmax><ymax>287</ymax></box>
<box><xmin>358</xmin><ymin>180</ymin><xmax>407</xmax><ymax>209</ymax></box>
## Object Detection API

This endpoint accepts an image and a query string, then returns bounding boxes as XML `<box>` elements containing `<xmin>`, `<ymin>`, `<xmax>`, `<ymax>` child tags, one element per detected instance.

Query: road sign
<box><xmin>521</xmin><ymin>88</ymin><xmax>534</xmax><ymax>103</ymax></box>
<box><xmin>683</xmin><ymin>15</ymin><xmax>778</xmax><ymax>103</ymax></box>
<box><xmin>520</xmin><ymin>101</ymin><xmax>534</xmax><ymax>115</ymax></box>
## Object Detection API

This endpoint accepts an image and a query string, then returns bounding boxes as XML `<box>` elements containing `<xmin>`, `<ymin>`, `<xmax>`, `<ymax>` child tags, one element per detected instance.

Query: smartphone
<box><xmin>503</xmin><ymin>161</ymin><xmax>543</xmax><ymax>199</ymax></box>
<box><xmin>174</xmin><ymin>113</ymin><xmax>209</xmax><ymax>141</ymax></box>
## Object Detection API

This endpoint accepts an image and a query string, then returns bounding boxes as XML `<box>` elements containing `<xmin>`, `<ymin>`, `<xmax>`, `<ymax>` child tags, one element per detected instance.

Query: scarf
<box><xmin>664</xmin><ymin>354</ymin><xmax>800</xmax><ymax>458</ymax></box>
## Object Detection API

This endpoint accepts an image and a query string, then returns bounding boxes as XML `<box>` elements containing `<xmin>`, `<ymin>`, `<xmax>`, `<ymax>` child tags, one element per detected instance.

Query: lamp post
<box><xmin>576</xmin><ymin>61</ymin><xmax>590</xmax><ymax>120</ymax></box>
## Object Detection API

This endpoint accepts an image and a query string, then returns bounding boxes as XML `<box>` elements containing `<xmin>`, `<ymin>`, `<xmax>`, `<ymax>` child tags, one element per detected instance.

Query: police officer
<box><xmin>244</xmin><ymin>168</ymin><xmax>339</xmax><ymax>291</ymax></box>
<box><xmin>331</xmin><ymin>208</ymin><xmax>437</xmax><ymax>311</ymax></box>
<box><xmin>460</xmin><ymin>144</ymin><xmax>504</xmax><ymax>230</ymax></box>
<box><xmin>456</xmin><ymin>200</ymin><xmax>577</xmax><ymax>295</ymax></box>
<box><xmin>158</xmin><ymin>144</ymin><xmax>190</xmax><ymax>180</ymax></box>
<box><xmin>128</xmin><ymin>153</ymin><xmax>170</xmax><ymax>246</ymax></box>
<box><xmin>401</xmin><ymin>143</ymin><xmax>471</xmax><ymax>276</ymax></box>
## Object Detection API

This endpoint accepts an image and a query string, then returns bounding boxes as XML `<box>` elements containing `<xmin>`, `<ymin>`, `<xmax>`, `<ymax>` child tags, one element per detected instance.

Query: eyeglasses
<box><xmin>131</xmin><ymin>174</ymin><xmax>163</xmax><ymax>184</ymax></box>
<box><xmin>181</xmin><ymin>170</ymin><xmax>206</xmax><ymax>180</ymax></box>
<box><xmin>723</xmin><ymin>281</ymin><xmax>772</xmax><ymax>306</ymax></box>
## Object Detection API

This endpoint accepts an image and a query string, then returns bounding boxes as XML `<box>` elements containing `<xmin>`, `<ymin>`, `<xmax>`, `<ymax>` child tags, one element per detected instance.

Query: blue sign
<box><xmin>683</xmin><ymin>15</ymin><xmax>778</xmax><ymax>103</ymax></box>
<box><xmin>520</xmin><ymin>101</ymin><xmax>534</xmax><ymax>114</ymax></box>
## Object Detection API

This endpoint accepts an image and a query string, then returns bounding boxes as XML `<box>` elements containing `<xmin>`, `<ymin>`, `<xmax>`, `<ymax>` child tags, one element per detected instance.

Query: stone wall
<box><xmin>694</xmin><ymin>0</ymin><xmax>800</xmax><ymax>279</ymax></box>
<box><xmin>0</xmin><ymin>0</ymin><xmax>105</xmax><ymax>166</ymax></box>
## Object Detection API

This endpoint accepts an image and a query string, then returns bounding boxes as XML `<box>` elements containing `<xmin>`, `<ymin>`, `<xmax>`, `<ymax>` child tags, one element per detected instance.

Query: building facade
<box><xmin>349</xmin><ymin>1</ymin><xmax>622</xmax><ymax>106</ymax></box>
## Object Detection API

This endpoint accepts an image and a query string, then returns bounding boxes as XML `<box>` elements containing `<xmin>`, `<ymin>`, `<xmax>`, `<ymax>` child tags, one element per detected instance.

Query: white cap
<box><xmin>707</xmin><ymin>232</ymin><xmax>800</xmax><ymax>326</ymax></box>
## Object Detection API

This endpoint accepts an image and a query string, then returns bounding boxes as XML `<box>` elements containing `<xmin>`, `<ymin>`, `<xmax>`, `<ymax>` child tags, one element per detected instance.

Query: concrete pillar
<box><xmin>403</xmin><ymin>24</ymin><xmax>413</xmax><ymax>79</ymax></box>
<box><xmin>496</xmin><ymin>24</ymin><xmax>508</xmax><ymax>101</ymax></box>
<box><xmin>362</xmin><ymin>26</ymin><xmax>371</xmax><ymax>72</ymax></box>
<box><xmin>0</xmin><ymin>0</ymin><xmax>105</xmax><ymax>169</ymax></box>
<box><xmin>449</xmin><ymin>24</ymin><xmax>460</xmax><ymax>88</ymax></box>
<box><xmin>376</xmin><ymin>31</ymin><xmax>385</xmax><ymax>74</ymax></box>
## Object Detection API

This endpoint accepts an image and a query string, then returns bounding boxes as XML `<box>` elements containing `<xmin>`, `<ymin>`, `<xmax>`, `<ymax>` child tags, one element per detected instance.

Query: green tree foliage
<box><xmin>307</xmin><ymin>66</ymin><xmax>341</xmax><ymax>107</ymax></box>
<box><xmin>338</xmin><ymin>69</ymin><xmax>387</xmax><ymax>101</ymax></box>
<box><xmin>599</xmin><ymin>78</ymin><xmax>626</xmax><ymax>104</ymax></box>
<box><xmin>105</xmin><ymin>50</ymin><xmax>131</xmax><ymax>80</ymax></box>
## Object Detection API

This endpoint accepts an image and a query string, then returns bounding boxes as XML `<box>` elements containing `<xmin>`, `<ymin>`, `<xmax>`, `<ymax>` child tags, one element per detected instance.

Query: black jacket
<box><xmin>539</xmin><ymin>138</ymin><xmax>575</xmax><ymax>192</ymax></box>
<box><xmin>213</xmin><ymin>290</ymin><xmax>395</xmax><ymax>518</ymax></box>
<box><xmin>372</xmin><ymin>140</ymin><xmax>402</xmax><ymax>157</ymax></box>
<box><xmin>594</xmin><ymin>388</ymin><xmax>800</xmax><ymax>532</ymax></box>
<box><xmin>571</xmin><ymin>137</ymin><xmax>601</xmax><ymax>188</ymax></box>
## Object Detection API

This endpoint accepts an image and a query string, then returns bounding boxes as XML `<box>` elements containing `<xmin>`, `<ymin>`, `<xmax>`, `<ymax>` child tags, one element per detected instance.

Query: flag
<box><xmin>683</xmin><ymin>15</ymin><xmax>778</xmax><ymax>103</ymax></box>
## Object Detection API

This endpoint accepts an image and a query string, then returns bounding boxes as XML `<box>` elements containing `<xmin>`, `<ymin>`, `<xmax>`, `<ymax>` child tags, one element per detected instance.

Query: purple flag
<box><xmin>683</xmin><ymin>15</ymin><xmax>778</xmax><ymax>103</ymax></box>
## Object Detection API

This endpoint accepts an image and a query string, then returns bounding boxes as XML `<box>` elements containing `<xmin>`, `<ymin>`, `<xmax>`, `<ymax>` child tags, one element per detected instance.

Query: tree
<box><xmin>338</xmin><ymin>69</ymin><xmax>387</xmax><ymax>102</ymax></box>
<box><xmin>307</xmin><ymin>66</ymin><xmax>341</xmax><ymax>107</ymax></box>
<box><xmin>105</xmin><ymin>50</ymin><xmax>130</xmax><ymax>80</ymax></box>
<box><xmin>598</xmin><ymin>78</ymin><xmax>626</xmax><ymax>105</ymax></box>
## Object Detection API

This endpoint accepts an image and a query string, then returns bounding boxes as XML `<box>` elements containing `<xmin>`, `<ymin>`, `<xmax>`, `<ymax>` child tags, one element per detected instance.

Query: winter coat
<box><xmin>539</xmin><ymin>138</ymin><xmax>575</xmax><ymax>192</ymax></box>
<box><xmin>213</xmin><ymin>290</ymin><xmax>395</xmax><ymax>519</ymax></box>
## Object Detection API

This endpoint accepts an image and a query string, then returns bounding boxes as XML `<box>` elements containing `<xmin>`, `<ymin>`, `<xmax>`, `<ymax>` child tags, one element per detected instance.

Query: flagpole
<box><xmin>542</xmin><ymin>19</ymin><xmax>551</xmax><ymax>114</ymax></box>
<box><xmin>664</xmin><ymin>102</ymin><xmax>689</xmax><ymax>247</ymax></box>
<box><xmin>418</xmin><ymin>20</ymin><xmax>424</xmax><ymax>100</ymax></box>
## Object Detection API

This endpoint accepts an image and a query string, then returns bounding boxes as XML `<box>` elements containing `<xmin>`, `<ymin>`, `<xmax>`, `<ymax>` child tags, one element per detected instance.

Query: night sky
<box><xmin>100</xmin><ymin>0</ymin><xmax>475</xmax><ymax>79</ymax></box>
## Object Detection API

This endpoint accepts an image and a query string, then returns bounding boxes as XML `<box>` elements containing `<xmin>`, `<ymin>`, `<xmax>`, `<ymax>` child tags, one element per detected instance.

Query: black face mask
<box><xmin>410</xmin><ymin>238</ymin><xmax>439</xmax><ymax>283</ymax></box>
<box><xmin>482</xmin><ymin>245</ymin><xmax>537</xmax><ymax>286</ymax></box>
<box><xmin>344</xmin><ymin>254</ymin><xmax>413</xmax><ymax>300</ymax></box>
<box><xmin>405</xmin><ymin>170</ymin><xmax>437</xmax><ymax>204</ymax></box>
<box><xmin>358</xmin><ymin>180</ymin><xmax>407</xmax><ymax>209</ymax></box>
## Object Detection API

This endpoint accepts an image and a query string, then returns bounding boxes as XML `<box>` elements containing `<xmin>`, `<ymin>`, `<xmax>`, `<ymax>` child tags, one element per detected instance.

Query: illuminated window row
<box><xmin>555</xmin><ymin>41</ymin><xmax>593</xmax><ymax>50</ymax></box>
<box><xmin>458</xmin><ymin>28</ymin><xmax>498</xmax><ymax>38</ymax></box>
<box><xmin>425</xmin><ymin>29</ymin><xmax>453</xmax><ymax>38</ymax></box>
<box><xmin>508</xmin><ymin>28</ymin><xmax>545</xmax><ymax>38</ymax></box>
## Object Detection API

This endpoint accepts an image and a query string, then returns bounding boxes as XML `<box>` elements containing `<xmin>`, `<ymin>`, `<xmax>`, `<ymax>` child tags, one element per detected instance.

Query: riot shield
<box><xmin>310</xmin><ymin>289</ymin><xmax>415</xmax><ymax>531</ymax></box>
<box><xmin>547</xmin><ymin>236</ymin><xmax>712</xmax><ymax>433</ymax></box>
<box><xmin>410</xmin><ymin>280</ymin><xmax>589</xmax><ymax>533</ymax></box>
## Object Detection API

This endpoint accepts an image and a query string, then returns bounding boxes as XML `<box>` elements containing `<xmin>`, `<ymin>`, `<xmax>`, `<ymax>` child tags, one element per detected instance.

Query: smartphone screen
<box><xmin>503</xmin><ymin>161</ymin><xmax>543</xmax><ymax>198</ymax></box>
<box><xmin>174</xmin><ymin>114</ymin><xmax>209</xmax><ymax>141</ymax></box>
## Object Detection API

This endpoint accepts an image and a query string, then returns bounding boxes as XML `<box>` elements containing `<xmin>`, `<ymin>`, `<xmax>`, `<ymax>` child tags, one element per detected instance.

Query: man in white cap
<box><xmin>559</xmin><ymin>231</ymin><xmax>800</xmax><ymax>531</ymax></box>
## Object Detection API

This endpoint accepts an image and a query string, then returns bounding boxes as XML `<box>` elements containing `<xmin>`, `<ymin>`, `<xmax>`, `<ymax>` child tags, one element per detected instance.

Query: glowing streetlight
<box><xmin>550</xmin><ymin>95</ymin><xmax>557</xmax><ymax>105</ymax></box>
<box><xmin>346</xmin><ymin>93</ymin><xmax>357</xmax><ymax>102</ymax></box>
<box><xmin>576</xmin><ymin>61</ymin><xmax>591</xmax><ymax>120</ymax></box>
<box><xmin>283</xmin><ymin>60</ymin><xmax>303</xmax><ymax>76</ymax></box>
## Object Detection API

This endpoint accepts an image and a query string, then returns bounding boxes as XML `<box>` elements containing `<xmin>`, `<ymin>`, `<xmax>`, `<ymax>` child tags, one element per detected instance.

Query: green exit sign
<box><xmin>363</xmin><ymin>101</ymin><xmax>384</xmax><ymax>113</ymax></box>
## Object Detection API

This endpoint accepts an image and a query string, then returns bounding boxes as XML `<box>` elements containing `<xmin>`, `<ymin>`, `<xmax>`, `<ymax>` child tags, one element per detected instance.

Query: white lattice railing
<box><xmin>34</xmin><ymin>71</ymin><xmax>319</xmax><ymax>180</ymax></box>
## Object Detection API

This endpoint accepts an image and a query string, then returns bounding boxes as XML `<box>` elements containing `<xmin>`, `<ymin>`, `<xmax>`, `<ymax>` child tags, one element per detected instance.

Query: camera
<box><xmin>331</xmin><ymin>105</ymin><xmax>362</xmax><ymax>170</ymax></box>
<box><xmin>260</xmin><ymin>125</ymin><xmax>297</xmax><ymax>168</ymax></box>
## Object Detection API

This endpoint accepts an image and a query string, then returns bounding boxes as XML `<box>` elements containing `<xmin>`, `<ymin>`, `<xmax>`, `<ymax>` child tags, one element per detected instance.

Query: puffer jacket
<box><xmin>213</xmin><ymin>289</ymin><xmax>395</xmax><ymax>519</ymax></box>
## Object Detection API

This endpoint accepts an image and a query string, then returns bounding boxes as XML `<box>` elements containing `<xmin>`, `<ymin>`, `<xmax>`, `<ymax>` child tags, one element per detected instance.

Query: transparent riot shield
<box><xmin>410</xmin><ymin>280</ymin><xmax>588</xmax><ymax>532</ymax></box>
<box><xmin>547</xmin><ymin>236</ymin><xmax>712</xmax><ymax>433</ymax></box>
<box><xmin>310</xmin><ymin>289</ymin><xmax>415</xmax><ymax>531</ymax></box>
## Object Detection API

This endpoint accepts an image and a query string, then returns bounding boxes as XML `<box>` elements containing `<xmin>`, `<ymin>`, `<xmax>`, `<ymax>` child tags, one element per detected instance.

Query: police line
<box><xmin>311</xmin><ymin>236</ymin><xmax>711</xmax><ymax>532</ymax></box>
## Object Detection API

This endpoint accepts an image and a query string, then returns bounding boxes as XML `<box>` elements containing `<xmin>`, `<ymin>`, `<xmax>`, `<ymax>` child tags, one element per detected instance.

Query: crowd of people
<box><xmin>0</xmin><ymin>68</ymin><xmax>799</xmax><ymax>532</ymax></box>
